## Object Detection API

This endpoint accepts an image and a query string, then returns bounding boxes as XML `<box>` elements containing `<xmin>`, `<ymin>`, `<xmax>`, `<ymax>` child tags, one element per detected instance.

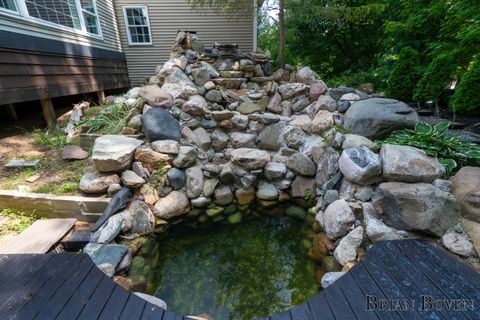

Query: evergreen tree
<box><xmin>386</xmin><ymin>46</ymin><xmax>420</xmax><ymax>102</ymax></box>
<box><xmin>451</xmin><ymin>56</ymin><xmax>480</xmax><ymax>113</ymax></box>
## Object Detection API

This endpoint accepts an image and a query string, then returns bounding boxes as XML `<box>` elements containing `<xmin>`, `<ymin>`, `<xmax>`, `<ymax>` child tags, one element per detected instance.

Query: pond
<box><xmin>129</xmin><ymin>215</ymin><xmax>320</xmax><ymax>320</ymax></box>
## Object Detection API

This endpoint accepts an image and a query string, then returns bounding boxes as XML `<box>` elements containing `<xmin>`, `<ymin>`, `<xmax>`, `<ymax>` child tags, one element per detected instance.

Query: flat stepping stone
<box><xmin>4</xmin><ymin>159</ymin><xmax>40</xmax><ymax>169</ymax></box>
<box><xmin>61</xmin><ymin>230</ymin><xmax>91</xmax><ymax>251</ymax></box>
<box><xmin>0</xmin><ymin>218</ymin><xmax>76</xmax><ymax>254</ymax></box>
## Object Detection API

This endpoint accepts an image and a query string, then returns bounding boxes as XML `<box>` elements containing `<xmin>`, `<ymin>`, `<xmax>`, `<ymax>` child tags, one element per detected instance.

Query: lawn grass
<box><xmin>0</xmin><ymin>208</ymin><xmax>37</xmax><ymax>237</ymax></box>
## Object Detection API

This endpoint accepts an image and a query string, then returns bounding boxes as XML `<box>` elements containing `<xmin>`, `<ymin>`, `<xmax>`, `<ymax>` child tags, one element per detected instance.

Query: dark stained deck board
<box><xmin>0</xmin><ymin>240</ymin><xmax>478</xmax><ymax>320</ymax></box>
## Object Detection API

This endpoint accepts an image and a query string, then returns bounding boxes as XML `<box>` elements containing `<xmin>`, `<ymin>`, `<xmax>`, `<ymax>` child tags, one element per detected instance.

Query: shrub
<box><xmin>451</xmin><ymin>56</ymin><xmax>480</xmax><ymax>113</ymax></box>
<box><xmin>386</xmin><ymin>47</ymin><xmax>421</xmax><ymax>102</ymax></box>
<box><xmin>379</xmin><ymin>122</ymin><xmax>480</xmax><ymax>174</ymax></box>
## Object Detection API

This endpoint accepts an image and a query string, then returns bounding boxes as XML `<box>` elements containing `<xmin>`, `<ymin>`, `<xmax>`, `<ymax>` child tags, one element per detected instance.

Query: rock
<box><xmin>204</xmin><ymin>81</ymin><xmax>216</xmax><ymax>91</ymax></box>
<box><xmin>442</xmin><ymin>229</ymin><xmax>475</xmax><ymax>257</ymax></box>
<box><xmin>107</xmin><ymin>184</ymin><xmax>122</xmax><ymax>197</ymax></box>
<box><xmin>151</xmin><ymin>140</ymin><xmax>179</xmax><ymax>155</ymax></box>
<box><xmin>134</xmin><ymin>292</ymin><xmax>168</xmax><ymax>310</ymax></box>
<box><xmin>192</xmin><ymin>67</ymin><xmax>210</xmax><ymax>86</ymax></box>
<box><xmin>433</xmin><ymin>179</ymin><xmax>452</xmax><ymax>193</ymax></box>
<box><xmin>334</xmin><ymin>226</ymin><xmax>364</xmax><ymax>265</ymax></box>
<box><xmin>212</xmin><ymin>78</ymin><xmax>246</xmax><ymax>89</ymax></box>
<box><xmin>186</xmin><ymin>166</ymin><xmax>204</xmax><ymax>199</ymax></box>
<box><xmin>173</xmin><ymin>146</ymin><xmax>197</xmax><ymax>168</ymax></box>
<box><xmin>363</xmin><ymin>202</ymin><xmax>415</xmax><ymax>241</ymax></box>
<box><xmin>315</xmin><ymin>95</ymin><xmax>337</xmax><ymax>112</ymax></box>
<box><xmin>113</xmin><ymin>276</ymin><xmax>133</xmax><ymax>290</ymax></box>
<box><xmin>290</xmin><ymin>176</ymin><xmax>316</xmax><ymax>198</ymax></box>
<box><xmin>267</xmin><ymin>92</ymin><xmax>282</xmax><ymax>113</ymax></box>
<box><xmin>324</xmin><ymin>189</ymin><xmax>339</xmax><ymax>206</ymax></box>
<box><xmin>192</xmin><ymin>127</ymin><xmax>211</xmax><ymax>150</ymax></box>
<box><xmin>463</xmin><ymin>220</ymin><xmax>480</xmax><ymax>255</ymax></box>
<box><xmin>200</xmin><ymin>61</ymin><xmax>220</xmax><ymax>77</ymax></box>
<box><xmin>166</xmin><ymin>168</ymin><xmax>186</xmax><ymax>190</ymax></box>
<box><xmin>231</xmin><ymin>148</ymin><xmax>270</xmax><ymax>170</ymax></box>
<box><xmin>381</xmin><ymin>144</ymin><xmax>445</xmax><ymax>183</ymax></box>
<box><xmin>285</xmin><ymin>206</ymin><xmax>307</xmax><ymax>219</ymax></box>
<box><xmin>80</xmin><ymin>172</ymin><xmax>120</xmax><ymax>194</ymax></box>
<box><xmin>321</xmin><ymin>272</ymin><xmax>346</xmax><ymax>289</ymax></box>
<box><xmin>211</xmin><ymin>110</ymin><xmax>235</xmax><ymax>121</ymax></box>
<box><xmin>286</xmin><ymin>153</ymin><xmax>316</xmax><ymax>177</ymax></box>
<box><xmin>341</xmin><ymin>93</ymin><xmax>360</xmax><ymax>101</ymax></box>
<box><xmin>309</xmin><ymin>81</ymin><xmax>328</xmax><ymax>101</ymax></box>
<box><xmin>278</xmin><ymin>83</ymin><xmax>309</xmax><ymax>99</ymax></box>
<box><xmin>121</xmin><ymin>170</ymin><xmax>145</xmax><ymax>188</ymax></box>
<box><xmin>164</xmin><ymin>67</ymin><xmax>197</xmax><ymax>95</ymax></box>
<box><xmin>182</xmin><ymin>95</ymin><xmax>207</xmax><ymax>116</ymax></box>
<box><xmin>337</xmin><ymin>101</ymin><xmax>351</xmax><ymax>113</ymax></box>
<box><xmin>96</xmin><ymin>212</ymin><xmax>125</xmax><ymax>243</ymax></box>
<box><xmin>205</xmin><ymin>89</ymin><xmax>223</xmax><ymax>103</ymax></box>
<box><xmin>264</xmin><ymin>162</ymin><xmax>287</xmax><ymax>180</ymax></box>
<box><xmin>451</xmin><ymin>167</ymin><xmax>480</xmax><ymax>222</ymax></box>
<box><xmin>191</xmin><ymin>197</ymin><xmax>211</xmax><ymax>208</ymax></box>
<box><xmin>140</xmin><ymin>184</ymin><xmax>160</xmax><ymax>206</ymax></box>
<box><xmin>210</xmin><ymin>129</ymin><xmax>230</xmax><ymax>151</ymax></box>
<box><xmin>231</xmin><ymin>133</ymin><xmax>256</xmax><ymax>148</ymax></box>
<box><xmin>214</xmin><ymin>186</ymin><xmax>234</xmax><ymax>205</ymax></box>
<box><xmin>372</xmin><ymin>182</ymin><xmax>459</xmax><ymax>236</ymax></box>
<box><xmin>62</xmin><ymin>145</ymin><xmax>88</xmax><ymax>160</ymax></box>
<box><xmin>238</xmin><ymin>100</ymin><xmax>261</xmax><ymax>114</ymax></box>
<box><xmin>142</xmin><ymin>108</ymin><xmax>181</xmax><ymax>142</ymax></box>
<box><xmin>311</xmin><ymin>110</ymin><xmax>334</xmax><ymax>134</ymax></box>
<box><xmin>161</xmin><ymin>83</ymin><xmax>191</xmax><ymax>100</ymax></box>
<box><xmin>92</xmin><ymin>135</ymin><xmax>143</xmax><ymax>172</ymax></box>
<box><xmin>235</xmin><ymin>188</ymin><xmax>256</xmax><ymax>205</ymax></box>
<box><xmin>134</xmin><ymin>146</ymin><xmax>172</xmax><ymax>172</ymax></box>
<box><xmin>284</xmin><ymin>126</ymin><xmax>305</xmax><ymax>149</ymax></box>
<box><xmin>153</xmin><ymin>191</ymin><xmax>189</xmax><ymax>219</ymax></box>
<box><xmin>129</xmin><ymin>200</ymin><xmax>155</xmax><ymax>235</ymax></box>
<box><xmin>231</xmin><ymin>114</ymin><xmax>249</xmax><ymax>129</ymax></box>
<box><xmin>315</xmin><ymin>147</ymin><xmax>340</xmax><ymax>186</ymax></box>
<box><xmin>228</xmin><ymin>212</ymin><xmax>243</xmax><ymax>224</ymax></box>
<box><xmin>296</xmin><ymin>66</ymin><xmax>319</xmax><ymax>85</ymax></box>
<box><xmin>256</xmin><ymin>123</ymin><xmax>285</xmax><ymax>151</ymax></box>
<box><xmin>292</xmin><ymin>96</ymin><xmax>311</xmax><ymax>113</ymax></box>
<box><xmin>338</xmin><ymin>147</ymin><xmax>382</xmax><ymax>185</ymax></box>
<box><xmin>220</xmin><ymin>165</ymin><xmax>236</xmax><ymax>184</ymax></box>
<box><xmin>203</xmin><ymin>178</ymin><xmax>219</xmax><ymax>197</ymax></box>
<box><xmin>257</xmin><ymin>182</ymin><xmax>278</xmax><ymax>200</ymax></box>
<box><xmin>157</xmin><ymin>57</ymin><xmax>188</xmax><ymax>77</ymax></box>
<box><xmin>98</xmin><ymin>263</ymin><xmax>115</xmax><ymax>277</ymax></box>
<box><xmin>323</xmin><ymin>199</ymin><xmax>355</xmax><ymax>240</ymax></box>
<box><xmin>84</xmin><ymin>243</ymin><xmax>128</xmax><ymax>269</ymax></box>
<box><xmin>344</xmin><ymin>98</ymin><xmax>419</xmax><ymax>139</ymax></box>
<box><xmin>342</xmin><ymin>134</ymin><xmax>377</xmax><ymax>151</ymax></box>
<box><xmin>138</xmin><ymin>85</ymin><xmax>173</xmax><ymax>108</ymax></box>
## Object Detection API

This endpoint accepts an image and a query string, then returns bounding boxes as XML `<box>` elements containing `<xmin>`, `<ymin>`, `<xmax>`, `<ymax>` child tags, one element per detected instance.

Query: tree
<box><xmin>451</xmin><ymin>56</ymin><xmax>480</xmax><ymax>113</ymax></box>
<box><xmin>386</xmin><ymin>46</ymin><xmax>420</xmax><ymax>102</ymax></box>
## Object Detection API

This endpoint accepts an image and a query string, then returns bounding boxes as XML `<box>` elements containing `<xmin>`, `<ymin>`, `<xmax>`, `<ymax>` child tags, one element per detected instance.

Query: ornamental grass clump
<box><xmin>76</xmin><ymin>103</ymin><xmax>130</xmax><ymax>134</ymax></box>
<box><xmin>379</xmin><ymin>122</ymin><xmax>480</xmax><ymax>174</ymax></box>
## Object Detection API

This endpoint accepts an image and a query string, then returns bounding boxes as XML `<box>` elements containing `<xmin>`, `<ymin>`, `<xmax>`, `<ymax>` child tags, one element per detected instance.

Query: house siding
<box><xmin>114</xmin><ymin>0</ymin><xmax>255</xmax><ymax>85</ymax></box>
<box><xmin>0</xmin><ymin>0</ymin><xmax>122</xmax><ymax>51</ymax></box>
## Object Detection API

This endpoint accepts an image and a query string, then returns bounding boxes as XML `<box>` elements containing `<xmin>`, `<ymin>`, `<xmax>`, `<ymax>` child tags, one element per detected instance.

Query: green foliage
<box><xmin>451</xmin><ymin>56</ymin><xmax>480</xmax><ymax>113</ymax></box>
<box><xmin>76</xmin><ymin>104</ymin><xmax>131</xmax><ymax>134</ymax></box>
<box><xmin>379</xmin><ymin>122</ymin><xmax>480</xmax><ymax>174</ymax></box>
<box><xmin>0</xmin><ymin>209</ymin><xmax>37</xmax><ymax>236</ymax></box>
<box><xmin>35</xmin><ymin>129</ymin><xmax>68</xmax><ymax>150</ymax></box>
<box><xmin>386</xmin><ymin>46</ymin><xmax>421</xmax><ymax>101</ymax></box>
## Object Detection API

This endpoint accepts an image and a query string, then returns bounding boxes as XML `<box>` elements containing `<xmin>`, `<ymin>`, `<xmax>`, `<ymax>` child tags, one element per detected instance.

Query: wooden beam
<box><xmin>6</xmin><ymin>104</ymin><xmax>17</xmax><ymax>120</ymax></box>
<box><xmin>40</xmin><ymin>98</ymin><xmax>56</xmax><ymax>127</ymax></box>
<box><xmin>97</xmin><ymin>90</ymin><xmax>106</xmax><ymax>104</ymax></box>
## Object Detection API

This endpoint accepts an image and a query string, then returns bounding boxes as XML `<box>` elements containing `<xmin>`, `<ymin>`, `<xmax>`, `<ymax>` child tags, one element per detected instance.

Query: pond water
<box><xmin>130</xmin><ymin>216</ymin><xmax>320</xmax><ymax>320</ymax></box>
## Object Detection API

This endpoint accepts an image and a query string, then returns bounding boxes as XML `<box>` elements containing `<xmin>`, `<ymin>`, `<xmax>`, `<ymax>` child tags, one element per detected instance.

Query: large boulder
<box><xmin>381</xmin><ymin>144</ymin><xmax>445</xmax><ymax>183</ymax></box>
<box><xmin>278</xmin><ymin>83</ymin><xmax>309</xmax><ymax>100</ymax></box>
<box><xmin>451</xmin><ymin>167</ymin><xmax>480</xmax><ymax>222</ymax></box>
<box><xmin>257</xmin><ymin>123</ymin><xmax>285</xmax><ymax>151</ymax></box>
<box><xmin>323</xmin><ymin>199</ymin><xmax>355</xmax><ymax>240</ymax></box>
<box><xmin>231</xmin><ymin>148</ymin><xmax>271</xmax><ymax>170</ymax></box>
<box><xmin>286</xmin><ymin>152</ymin><xmax>316</xmax><ymax>177</ymax></box>
<box><xmin>92</xmin><ymin>135</ymin><xmax>143</xmax><ymax>172</ymax></box>
<box><xmin>164</xmin><ymin>67</ymin><xmax>197</xmax><ymax>95</ymax></box>
<box><xmin>339</xmin><ymin>147</ymin><xmax>382</xmax><ymax>185</ymax></box>
<box><xmin>153</xmin><ymin>191</ymin><xmax>189</xmax><ymax>219</ymax></box>
<box><xmin>141</xmin><ymin>108</ymin><xmax>181</xmax><ymax>142</ymax></box>
<box><xmin>296</xmin><ymin>66</ymin><xmax>319</xmax><ymax>85</ymax></box>
<box><xmin>138</xmin><ymin>85</ymin><xmax>173</xmax><ymax>108</ymax></box>
<box><xmin>334</xmin><ymin>226</ymin><xmax>364</xmax><ymax>266</ymax></box>
<box><xmin>363</xmin><ymin>202</ymin><xmax>416</xmax><ymax>241</ymax></box>
<box><xmin>311</xmin><ymin>110</ymin><xmax>334</xmax><ymax>134</ymax></box>
<box><xmin>182</xmin><ymin>95</ymin><xmax>207</xmax><ymax>116</ymax></box>
<box><xmin>129</xmin><ymin>200</ymin><xmax>155</xmax><ymax>235</ymax></box>
<box><xmin>80</xmin><ymin>172</ymin><xmax>121</xmax><ymax>194</ymax></box>
<box><xmin>344</xmin><ymin>98</ymin><xmax>419</xmax><ymax>139</ymax></box>
<box><xmin>372</xmin><ymin>182</ymin><xmax>459</xmax><ymax>236</ymax></box>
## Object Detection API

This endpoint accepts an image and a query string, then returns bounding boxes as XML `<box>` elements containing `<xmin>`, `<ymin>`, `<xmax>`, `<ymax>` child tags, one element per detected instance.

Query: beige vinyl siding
<box><xmin>115</xmin><ymin>0</ymin><xmax>255</xmax><ymax>85</ymax></box>
<box><xmin>0</xmin><ymin>0</ymin><xmax>122</xmax><ymax>52</ymax></box>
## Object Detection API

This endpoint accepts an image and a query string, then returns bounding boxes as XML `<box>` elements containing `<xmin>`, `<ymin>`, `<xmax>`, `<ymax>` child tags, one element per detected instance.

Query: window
<box><xmin>0</xmin><ymin>0</ymin><xmax>18</xmax><ymax>12</ymax></box>
<box><xmin>123</xmin><ymin>6</ymin><xmax>152</xmax><ymax>45</ymax></box>
<box><xmin>0</xmin><ymin>0</ymin><xmax>101</xmax><ymax>36</ymax></box>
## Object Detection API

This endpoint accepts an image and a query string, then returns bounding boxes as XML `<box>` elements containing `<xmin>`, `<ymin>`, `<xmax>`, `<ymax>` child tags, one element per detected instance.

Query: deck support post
<box><xmin>6</xmin><ymin>104</ymin><xmax>18</xmax><ymax>121</ymax></box>
<box><xmin>40</xmin><ymin>98</ymin><xmax>56</xmax><ymax>127</ymax></box>
<box><xmin>97</xmin><ymin>90</ymin><xmax>106</xmax><ymax>104</ymax></box>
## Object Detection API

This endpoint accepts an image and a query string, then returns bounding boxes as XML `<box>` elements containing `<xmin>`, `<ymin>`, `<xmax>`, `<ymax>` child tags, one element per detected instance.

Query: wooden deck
<box><xmin>0</xmin><ymin>240</ymin><xmax>478</xmax><ymax>319</ymax></box>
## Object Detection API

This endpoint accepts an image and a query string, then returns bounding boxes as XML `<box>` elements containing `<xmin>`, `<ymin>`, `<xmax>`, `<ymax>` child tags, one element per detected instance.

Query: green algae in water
<box><xmin>133</xmin><ymin>217</ymin><xmax>319</xmax><ymax>320</ymax></box>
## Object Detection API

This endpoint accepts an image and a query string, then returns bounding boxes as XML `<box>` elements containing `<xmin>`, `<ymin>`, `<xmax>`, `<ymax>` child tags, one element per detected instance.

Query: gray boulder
<box><xmin>334</xmin><ymin>226</ymin><xmax>364</xmax><ymax>266</ymax></box>
<box><xmin>92</xmin><ymin>135</ymin><xmax>143</xmax><ymax>172</ymax></box>
<box><xmin>381</xmin><ymin>144</ymin><xmax>445</xmax><ymax>183</ymax></box>
<box><xmin>231</xmin><ymin>148</ymin><xmax>270</xmax><ymax>170</ymax></box>
<box><xmin>141</xmin><ymin>108</ymin><xmax>181</xmax><ymax>142</ymax></box>
<box><xmin>186</xmin><ymin>166</ymin><xmax>204</xmax><ymax>199</ymax></box>
<box><xmin>442</xmin><ymin>229</ymin><xmax>475</xmax><ymax>257</ymax></box>
<box><xmin>173</xmin><ymin>146</ymin><xmax>197</xmax><ymax>168</ymax></box>
<box><xmin>372</xmin><ymin>182</ymin><xmax>459</xmax><ymax>236</ymax></box>
<box><xmin>321</xmin><ymin>272</ymin><xmax>346</xmax><ymax>289</ymax></box>
<box><xmin>129</xmin><ymin>200</ymin><xmax>155</xmax><ymax>235</ymax></box>
<box><xmin>257</xmin><ymin>123</ymin><xmax>285</xmax><ymax>151</ymax></box>
<box><xmin>80</xmin><ymin>172</ymin><xmax>121</xmax><ymax>194</ymax></box>
<box><xmin>286</xmin><ymin>152</ymin><xmax>316</xmax><ymax>177</ymax></box>
<box><xmin>167</xmin><ymin>168</ymin><xmax>186</xmax><ymax>190</ymax></box>
<box><xmin>344</xmin><ymin>98</ymin><xmax>419</xmax><ymax>139</ymax></box>
<box><xmin>323</xmin><ymin>199</ymin><xmax>355</xmax><ymax>240</ymax></box>
<box><xmin>338</xmin><ymin>147</ymin><xmax>382</xmax><ymax>185</ymax></box>
<box><xmin>138</xmin><ymin>85</ymin><xmax>173</xmax><ymax>108</ymax></box>
<box><xmin>84</xmin><ymin>243</ymin><xmax>128</xmax><ymax>269</ymax></box>
<box><xmin>153</xmin><ymin>191</ymin><xmax>189</xmax><ymax>219</ymax></box>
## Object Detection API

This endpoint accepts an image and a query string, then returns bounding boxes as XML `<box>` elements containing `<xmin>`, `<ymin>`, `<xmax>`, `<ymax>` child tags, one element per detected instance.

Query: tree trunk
<box><xmin>278</xmin><ymin>0</ymin><xmax>286</xmax><ymax>69</ymax></box>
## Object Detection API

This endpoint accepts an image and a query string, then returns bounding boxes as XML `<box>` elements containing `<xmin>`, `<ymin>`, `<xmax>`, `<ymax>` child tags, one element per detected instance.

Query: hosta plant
<box><xmin>379</xmin><ymin>122</ymin><xmax>480</xmax><ymax>174</ymax></box>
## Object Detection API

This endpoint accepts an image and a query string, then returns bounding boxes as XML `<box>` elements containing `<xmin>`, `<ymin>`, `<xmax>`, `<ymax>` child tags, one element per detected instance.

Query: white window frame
<box><xmin>0</xmin><ymin>0</ymin><xmax>19</xmax><ymax>14</ymax></box>
<box><xmin>122</xmin><ymin>5</ymin><xmax>153</xmax><ymax>46</ymax></box>
<box><xmin>0</xmin><ymin>0</ymin><xmax>103</xmax><ymax>39</ymax></box>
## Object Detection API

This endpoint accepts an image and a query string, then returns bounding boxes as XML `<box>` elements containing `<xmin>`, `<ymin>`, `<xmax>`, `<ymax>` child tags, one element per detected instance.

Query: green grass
<box><xmin>34</xmin><ymin>129</ymin><xmax>69</xmax><ymax>150</ymax></box>
<box><xmin>75</xmin><ymin>103</ymin><xmax>131</xmax><ymax>134</ymax></box>
<box><xmin>0</xmin><ymin>209</ymin><xmax>37</xmax><ymax>236</ymax></box>
<box><xmin>0</xmin><ymin>168</ymin><xmax>38</xmax><ymax>190</ymax></box>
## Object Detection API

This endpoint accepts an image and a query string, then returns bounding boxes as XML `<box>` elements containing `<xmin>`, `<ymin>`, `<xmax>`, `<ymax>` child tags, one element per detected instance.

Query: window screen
<box><xmin>25</xmin><ymin>0</ymin><xmax>82</xmax><ymax>30</ymax></box>
<box><xmin>124</xmin><ymin>7</ymin><xmax>151</xmax><ymax>44</ymax></box>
